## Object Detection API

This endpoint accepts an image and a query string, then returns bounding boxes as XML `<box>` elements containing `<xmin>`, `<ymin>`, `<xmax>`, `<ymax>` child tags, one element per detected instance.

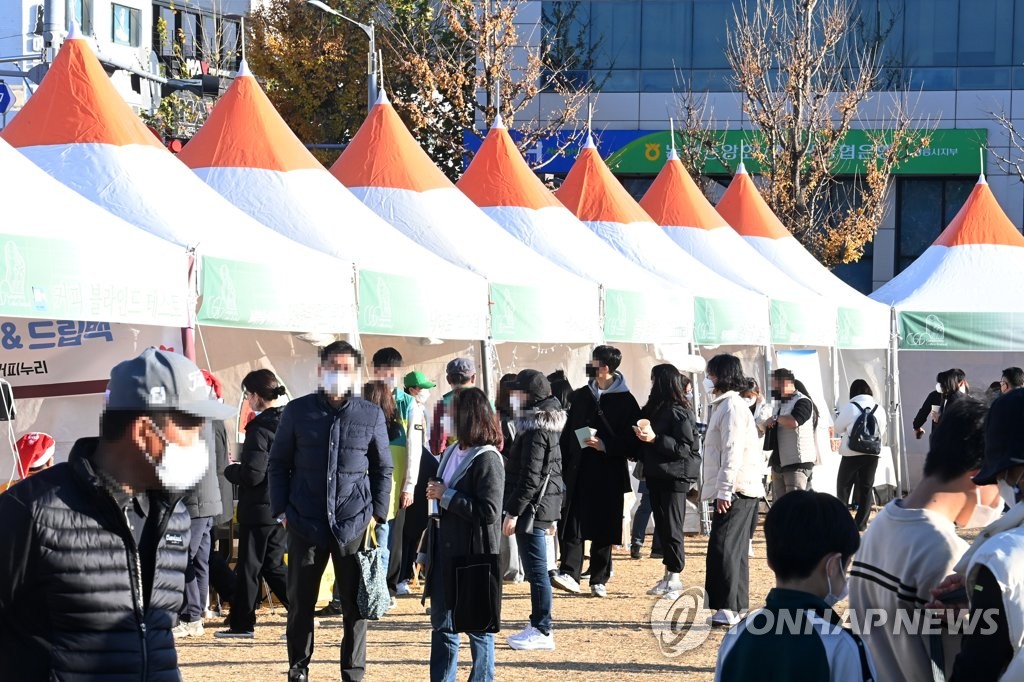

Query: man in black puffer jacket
<box><xmin>0</xmin><ymin>347</ymin><xmax>234</xmax><ymax>681</ymax></box>
<box><xmin>269</xmin><ymin>341</ymin><xmax>392</xmax><ymax>682</ymax></box>
<box><xmin>502</xmin><ymin>369</ymin><xmax>565</xmax><ymax>651</ymax></box>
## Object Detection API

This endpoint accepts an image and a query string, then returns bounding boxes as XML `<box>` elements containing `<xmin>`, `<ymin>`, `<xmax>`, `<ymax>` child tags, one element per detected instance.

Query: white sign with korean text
<box><xmin>0</xmin><ymin>319</ymin><xmax>180</xmax><ymax>388</ymax></box>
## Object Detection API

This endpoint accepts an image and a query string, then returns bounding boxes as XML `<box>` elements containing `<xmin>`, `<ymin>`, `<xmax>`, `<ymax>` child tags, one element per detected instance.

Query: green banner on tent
<box><xmin>694</xmin><ymin>296</ymin><xmax>768</xmax><ymax>346</ymax></box>
<box><xmin>358</xmin><ymin>270</ymin><xmax>430</xmax><ymax>336</ymax></box>
<box><xmin>899</xmin><ymin>311</ymin><xmax>1024</xmax><ymax>351</ymax></box>
<box><xmin>837</xmin><ymin>306</ymin><xmax>888</xmax><ymax>349</ymax></box>
<box><xmin>607</xmin><ymin>128</ymin><xmax>987</xmax><ymax>176</ymax></box>
<box><xmin>0</xmin><ymin>235</ymin><xmax>187</xmax><ymax>326</ymax></box>
<box><xmin>198</xmin><ymin>255</ymin><xmax>353</xmax><ymax>332</ymax></box>
<box><xmin>770</xmin><ymin>299</ymin><xmax>835</xmax><ymax>346</ymax></box>
<box><xmin>489</xmin><ymin>282</ymin><xmax>601</xmax><ymax>342</ymax></box>
<box><xmin>603</xmin><ymin>288</ymin><xmax>691</xmax><ymax>343</ymax></box>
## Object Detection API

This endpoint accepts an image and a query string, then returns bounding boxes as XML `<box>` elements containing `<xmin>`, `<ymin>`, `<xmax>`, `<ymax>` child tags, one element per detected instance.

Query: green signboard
<box><xmin>198</xmin><ymin>255</ymin><xmax>354</xmax><ymax>332</ymax></box>
<box><xmin>606</xmin><ymin>128</ymin><xmax>987</xmax><ymax>176</ymax></box>
<box><xmin>603</xmin><ymin>287</ymin><xmax>691</xmax><ymax>343</ymax></box>
<box><xmin>900</xmin><ymin>311</ymin><xmax>1024</xmax><ymax>351</ymax></box>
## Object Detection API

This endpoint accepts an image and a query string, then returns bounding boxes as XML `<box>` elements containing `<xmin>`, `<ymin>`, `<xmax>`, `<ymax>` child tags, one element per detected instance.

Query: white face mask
<box><xmin>320</xmin><ymin>371</ymin><xmax>353</xmax><ymax>398</ymax></box>
<box><xmin>935</xmin><ymin>383</ymin><xmax>942</xmax><ymax>393</ymax></box>
<box><xmin>744</xmin><ymin>396</ymin><xmax>756</xmax><ymax>407</ymax></box>
<box><xmin>998</xmin><ymin>475</ymin><xmax>1020</xmax><ymax>509</ymax></box>
<box><xmin>964</xmin><ymin>493</ymin><xmax>1004</xmax><ymax>529</ymax></box>
<box><xmin>685</xmin><ymin>389</ymin><xmax>694</xmax><ymax>400</ymax></box>
<box><xmin>509</xmin><ymin>394</ymin><xmax>523</xmax><ymax>414</ymax></box>
<box><xmin>145</xmin><ymin>421</ymin><xmax>210</xmax><ymax>494</ymax></box>
<box><xmin>703</xmin><ymin>377</ymin><xmax>716</xmax><ymax>393</ymax></box>
<box><xmin>440</xmin><ymin>414</ymin><xmax>452</xmax><ymax>434</ymax></box>
<box><xmin>959</xmin><ymin>384</ymin><xmax>968</xmax><ymax>394</ymax></box>
<box><xmin>824</xmin><ymin>556</ymin><xmax>849</xmax><ymax>607</ymax></box>
<box><xmin>415</xmin><ymin>389</ymin><xmax>431</xmax><ymax>404</ymax></box>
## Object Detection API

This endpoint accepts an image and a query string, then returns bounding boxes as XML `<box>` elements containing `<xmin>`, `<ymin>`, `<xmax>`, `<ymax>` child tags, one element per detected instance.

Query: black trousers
<box><xmin>705</xmin><ymin>495</ymin><xmax>758</xmax><ymax>612</ymax></box>
<box><xmin>648</xmin><ymin>483</ymin><xmax>686</xmax><ymax>573</ymax></box>
<box><xmin>836</xmin><ymin>455</ymin><xmax>879</xmax><ymax>531</ymax></box>
<box><xmin>558</xmin><ymin>505</ymin><xmax>612</xmax><ymax>585</ymax></box>
<box><xmin>229</xmin><ymin>523</ymin><xmax>289</xmax><ymax>631</ymax></box>
<box><xmin>386</xmin><ymin>508</ymin><xmax>406</xmax><ymax>595</ymax></box>
<box><xmin>286</xmin><ymin>527</ymin><xmax>367</xmax><ymax>681</ymax></box>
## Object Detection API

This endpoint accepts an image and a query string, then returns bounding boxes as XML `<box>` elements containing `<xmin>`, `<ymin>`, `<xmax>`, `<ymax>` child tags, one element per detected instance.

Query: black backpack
<box><xmin>847</xmin><ymin>403</ymin><xmax>882</xmax><ymax>455</ymax></box>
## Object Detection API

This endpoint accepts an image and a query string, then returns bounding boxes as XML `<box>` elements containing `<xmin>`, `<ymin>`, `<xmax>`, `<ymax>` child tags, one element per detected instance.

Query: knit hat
<box><xmin>16</xmin><ymin>432</ymin><xmax>55</xmax><ymax>475</ymax></box>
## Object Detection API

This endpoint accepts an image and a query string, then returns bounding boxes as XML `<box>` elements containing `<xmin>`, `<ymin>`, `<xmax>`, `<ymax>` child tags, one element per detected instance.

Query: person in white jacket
<box><xmin>834</xmin><ymin>380</ymin><xmax>887</xmax><ymax>531</ymax></box>
<box><xmin>702</xmin><ymin>354</ymin><xmax>765</xmax><ymax>628</ymax></box>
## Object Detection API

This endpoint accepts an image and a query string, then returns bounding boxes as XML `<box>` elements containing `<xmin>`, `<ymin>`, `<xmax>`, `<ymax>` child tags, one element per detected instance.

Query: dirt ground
<box><xmin>176</xmin><ymin>527</ymin><xmax>774</xmax><ymax>682</ymax></box>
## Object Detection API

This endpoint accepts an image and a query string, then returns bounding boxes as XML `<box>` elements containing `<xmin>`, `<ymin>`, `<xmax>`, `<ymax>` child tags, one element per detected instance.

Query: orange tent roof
<box><xmin>178</xmin><ymin>61</ymin><xmax>321</xmax><ymax>172</ymax></box>
<box><xmin>555</xmin><ymin>135</ymin><xmax>653</xmax><ymax>224</ymax></box>
<box><xmin>1</xmin><ymin>27</ymin><xmax>162</xmax><ymax>149</ymax></box>
<box><xmin>456</xmin><ymin>117</ymin><xmax>562</xmax><ymax>210</ymax></box>
<box><xmin>640</xmin><ymin>152</ymin><xmax>730</xmax><ymax>230</ymax></box>
<box><xmin>716</xmin><ymin>165</ymin><xmax>791</xmax><ymax>240</ymax></box>
<box><xmin>934</xmin><ymin>178</ymin><xmax>1024</xmax><ymax>248</ymax></box>
<box><xmin>330</xmin><ymin>91</ymin><xmax>450</xmax><ymax>192</ymax></box>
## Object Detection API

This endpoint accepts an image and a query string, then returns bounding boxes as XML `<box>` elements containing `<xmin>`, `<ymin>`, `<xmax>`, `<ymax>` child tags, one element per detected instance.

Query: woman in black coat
<box><xmin>424</xmin><ymin>388</ymin><xmax>505</xmax><ymax>682</ymax></box>
<box><xmin>216</xmin><ymin>369</ymin><xmax>289</xmax><ymax>638</ymax></box>
<box><xmin>501</xmin><ymin>370</ymin><xmax>565</xmax><ymax>651</ymax></box>
<box><xmin>634</xmin><ymin>363</ymin><xmax>701</xmax><ymax>597</ymax></box>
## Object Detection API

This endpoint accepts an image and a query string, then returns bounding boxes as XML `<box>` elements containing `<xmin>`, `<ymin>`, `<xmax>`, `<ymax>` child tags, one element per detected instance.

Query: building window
<box><xmin>155</xmin><ymin>6</ymin><xmax>176</xmax><ymax>56</ymax></box>
<box><xmin>66</xmin><ymin>0</ymin><xmax>93</xmax><ymax>35</ymax></box>
<box><xmin>895</xmin><ymin>177</ymin><xmax>974</xmax><ymax>273</ymax></box>
<box><xmin>221</xmin><ymin>19</ymin><xmax>240</xmax><ymax>67</ymax></box>
<box><xmin>200</xmin><ymin>14</ymin><xmax>217</xmax><ymax>58</ymax></box>
<box><xmin>111</xmin><ymin>4</ymin><xmax>141</xmax><ymax>46</ymax></box>
<box><xmin>179</xmin><ymin>12</ymin><xmax>198</xmax><ymax>58</ymax></box>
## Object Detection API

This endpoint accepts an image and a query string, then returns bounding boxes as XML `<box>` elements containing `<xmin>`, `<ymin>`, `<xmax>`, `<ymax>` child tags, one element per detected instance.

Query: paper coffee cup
<box><xmin>637</xmin><ymin>419</ymin><xmax>651</xmax><ymax>430</ymax></box>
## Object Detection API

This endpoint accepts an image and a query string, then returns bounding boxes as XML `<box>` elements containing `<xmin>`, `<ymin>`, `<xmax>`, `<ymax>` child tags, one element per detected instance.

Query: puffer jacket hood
<box><xmin>514</xmin><ymin>396</ymin><xmax>568</xmax><ymax>433</ymax></box>
<box><xmin>504</xmin><ymin>396</ymin><xmax>566</xmax><ymax>526</ymax></box>
<box><xmin>515</xmin><ymin>369</ymin><xmax>552</xmax><ymax>408</ymax></box>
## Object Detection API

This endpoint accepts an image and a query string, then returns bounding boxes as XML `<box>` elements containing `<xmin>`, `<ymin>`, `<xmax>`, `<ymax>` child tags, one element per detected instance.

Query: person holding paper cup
<box><xmin>552</xmin><ymin>345</ymin><xmax>641</xmax><ymax>599</ymax></box>
<box><xmin>634</xmin><ymin>364</ymin><xmax>701</xmax><ymax>596</ymax></box>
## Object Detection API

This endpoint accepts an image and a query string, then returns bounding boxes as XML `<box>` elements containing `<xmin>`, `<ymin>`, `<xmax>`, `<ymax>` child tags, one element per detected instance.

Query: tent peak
<box><xmin>375</xmin><ymin>88</ymin><xmax>390</xmax><ymax>106</ymax></box>
<box><xmin>736</xmin><ymin>161</ymin><xmax>748</xmax><ymax>175</ymax></box>
<box><xmin>977</xmin><ymin>173</ymin><xmax>988</xmax><ymax>185</ymax></box>
<box><xmin>236</xmin><ymin>59</ymin><xmax>253</xmax><ymax>78</ymax></box>
<box><xmin>492</xmin><ymin>112</ymin><xmax>505</xmax><ymax>130</ymax></box>
<box><xmin>66</xmin><ymin>19</ymin><xmax>82</xmax><ymax>40</ymax></box>
<box><xmin>583</xmin><ymin>131</ymin><xmax>596</xmax><ymax>150</ymax></box>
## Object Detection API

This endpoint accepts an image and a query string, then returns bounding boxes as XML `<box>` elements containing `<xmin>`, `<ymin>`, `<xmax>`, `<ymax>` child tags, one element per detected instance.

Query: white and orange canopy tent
<box><xmin>457</xmin><ymin>116</ymin><xmax>693</xmax><ymax>344</ymax></box>
<box><xmin>331</xmin><ymin>91</ymin><xmax>602</xmax><ymax>344</ymax></box>
<box><xmin>178</xmin><ymin>61</ymin><xmax>489</xmax><ymax>342</ymax></box>
<box><xmin>716</xmin><ymin>163</ymin><xmax>888</xmax><ymax>350</ymax></box>
<box><xmin>1</xmin><ymin>27</ymin><xmax>356</xmax><ymax>336</ymax></box>
<box><xmin>556</xmin><ymin>134</ymin><xmax>770</xmax><ymax>347</ymax></box>
<box><xmin>642</xmin><ymin>152</ymin><xmax>836</xmax><ymax>348</ymax></box>
<box><xmin>871</xmin><ymin>176</ymin><xmax>1024</xmax><ymax>488</ymax></box>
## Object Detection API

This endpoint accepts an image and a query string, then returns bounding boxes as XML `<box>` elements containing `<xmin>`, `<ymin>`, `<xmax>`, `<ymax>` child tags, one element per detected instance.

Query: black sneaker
<box><xmin>650</xmin><ymin>549</ymin><xmax>664</xmax><ymax>559</ymax></box>
<box><xmin>315</xmin><ymin>603</ymin><xmax>343</xmax><ymax>617</ymax></box>
<box><xmin>214</xmin><ymin>628</ymin><xmax>254</xmax><ymax>639</ymax></box>
<box><xmin>629</xmin><ymin>544</ymin><xmax>642</xmax><ymax>560</ymax></box>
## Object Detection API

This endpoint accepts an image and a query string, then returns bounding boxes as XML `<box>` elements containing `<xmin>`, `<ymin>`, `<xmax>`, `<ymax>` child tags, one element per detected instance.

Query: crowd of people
<box><xmin>3</xmin><ymin>343</ymin><xmax>1024</xmax><ymax>680</ymax></box>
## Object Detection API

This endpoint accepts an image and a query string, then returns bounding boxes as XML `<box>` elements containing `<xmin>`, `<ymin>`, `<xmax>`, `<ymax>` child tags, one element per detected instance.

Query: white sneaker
<box><xmin>172</xmin><ymin>620</ymin><xmax>205</xmax><ymax>638</ymax></box>
<box><xmin>550</xmin><ymin>572</ymin><xmax>581</xmax><ymax>594</ymax></box>
<box><xmin>395</xmin><ymin>581</ymin><xmax>413</xmax><ymax>596</ymax></box>
<box><xmin>591</xmin><ymin>584</ymin><xmax>608</xmax><ymax>598</ymax></box>
<box><xmin>647</xmin><ymin>578</ymin><xmax>683</xmax><ymax>595</ymax></box>
<box><xmin>710</xmin><ymin>609</ymin><xmax>741</xmax><ymax>627</ymax></box>
<box><xmin>508</xmin><ymin>626</ymin><xmax>555</xmax><ymax>651</ymax></box>
<box><xmin>748</xmin><ymin>539</ymin><xmax>755</xmax><ymax>558</ymax></box>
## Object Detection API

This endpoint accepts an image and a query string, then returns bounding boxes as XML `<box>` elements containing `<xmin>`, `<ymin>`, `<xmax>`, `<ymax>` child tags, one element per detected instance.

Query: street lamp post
<box><xmin>305</xmin><ymin>0</ymin><xmax>376</xmax><ymax>113</ymax></box>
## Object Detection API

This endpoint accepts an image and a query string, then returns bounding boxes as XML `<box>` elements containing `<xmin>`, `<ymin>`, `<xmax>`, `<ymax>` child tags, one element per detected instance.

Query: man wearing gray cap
<box><xmin>430</xmin><ymin>356</ymin><xmax>477</xmax><ymax>455</ymax></box>
<box><xmin>0</xmin><ymin>347</ymin><xmax>233</xmax><ymax>681</ymax></box>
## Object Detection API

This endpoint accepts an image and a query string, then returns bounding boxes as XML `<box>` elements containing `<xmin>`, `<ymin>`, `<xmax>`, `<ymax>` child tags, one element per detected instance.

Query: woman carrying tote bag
<box><xmin>424</xmin><ymin>387</ymin><xmax>505</xmax><ymax>682</ymax></box>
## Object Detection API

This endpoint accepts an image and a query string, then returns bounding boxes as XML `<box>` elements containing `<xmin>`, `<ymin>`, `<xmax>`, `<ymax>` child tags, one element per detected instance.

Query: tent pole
<box><xmin>479</xmin><ymin>338</ymin><xmax>495</xmax><ymax>401</ymax></box>
<box><xmin>887</xmin><ymin>307</ymin><xmax>905</xmax><ymax>496</ymax></box>
<box><xmin>182</xmin><ymin>250</ymin><xmax>198</xmax><ymax>362</ymax></box>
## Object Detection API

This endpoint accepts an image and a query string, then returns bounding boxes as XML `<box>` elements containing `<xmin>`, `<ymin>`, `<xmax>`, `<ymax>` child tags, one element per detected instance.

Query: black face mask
<box><xmin>585</xmin><ymin>365</ymin><xmax>598</xmax><ymax>379</ymax></box>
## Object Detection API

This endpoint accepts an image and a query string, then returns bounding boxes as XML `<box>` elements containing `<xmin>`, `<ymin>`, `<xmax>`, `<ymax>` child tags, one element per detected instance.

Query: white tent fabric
<box><xmin>555</xmin><ymin>135</ymin><xmax>770</xmax><ymax>347</ymax></box>
<box><xmin>456</xmin><ymin>118</ymin><xmax>694</xmax><ymax>344</ymax></box>
<box><xmin>716</xmin><ymin>164</ymin><xmax>888</xmax><ymax>349</ymax></box>
<box><xmin>1</xmin><ymin>30</ymin><xmax>356</xmax><ymax>334</ymax></box>
<box><xmin>0</xmin><ymin>137</ymin><xmax>187</xmax><ymax>327</ymax></box>
<box><xmin>331</xmin><ymin>92</ymin><xmax>602</xmax><ymax>344</ymax></box>
<box><xmin>179</xmin><ymin>61</ymin><xmax>489</xmax><ymax>341</ymax></box>
<box><xmin>643</xmin><ymin>158</ymin><xmax>837</xmax><ymax>347</ymax></box>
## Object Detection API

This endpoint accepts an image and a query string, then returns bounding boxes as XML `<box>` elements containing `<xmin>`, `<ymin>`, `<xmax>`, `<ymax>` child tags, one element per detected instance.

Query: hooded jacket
<box><xmin>225</xmin><ymin>407</ymin><xmax>283</xmax><ymax>526</ymax></box>
<box><xmin>833</xmin><ymin>394</ymin><xmax>886</xmax><ymax>458</ymax></box>
<box><xmin>504</xmin><ymin>396</ymin><xmax>566</xmax><ymax>529</ymax></box>
<box><xmin>702</xmin><ymin>391</ymin><xmax>765</xmax><ymax>501</ymax></box>
<box><xmin>559</xmin><ymin>372</ymin><xmax>641</xmax><ymax>546</ymax></box>
<box><xmin>268</xmin><ymin>391</ymin><xmax>393</xmax><ymax>547</ymax></box>
<box><xmin>0</xmin><ymin>438</ymin><xmax>191</xmax><ymax>681</ymax></box>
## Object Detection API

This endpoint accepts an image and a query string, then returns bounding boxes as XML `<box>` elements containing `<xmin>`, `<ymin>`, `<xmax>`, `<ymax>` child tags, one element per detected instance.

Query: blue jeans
<box><xmin>516</xmin><ymin>527</ymin><xmax>553</xmax><ymax>634</ymax></box>
<box><xmin>429</xmin><ymin>580</ymin><xmax>495</xmax><ymax>682</ymax></box>
<box><xmin>375</xmin><ymin>520</ymin><xmax>392</xmax><ymax>574</ymax></box>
